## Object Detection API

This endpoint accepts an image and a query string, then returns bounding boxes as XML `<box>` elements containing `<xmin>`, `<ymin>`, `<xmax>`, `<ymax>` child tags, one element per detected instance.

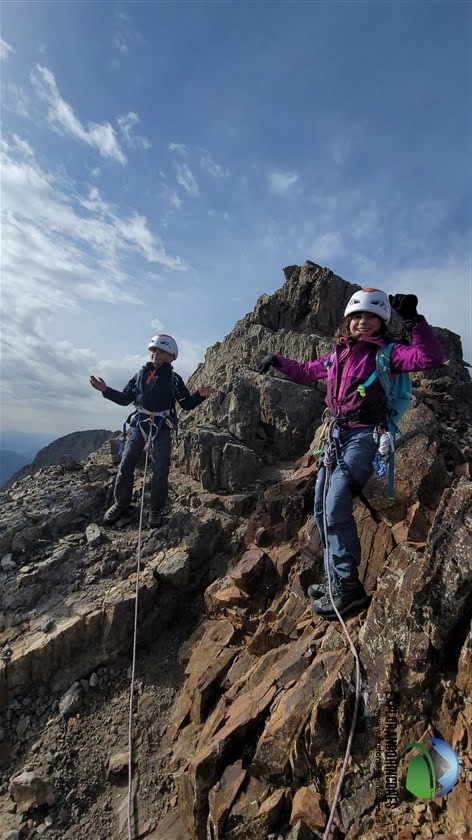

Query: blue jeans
<box><xmin>114</xmin><ymin>422</ymin><xmax>172</xmax><ymax>512</ymax></box>
<box><xmin>314</xmin><ymin>427</ymin><xmax>377</xmax><ymax>584</ymax></box>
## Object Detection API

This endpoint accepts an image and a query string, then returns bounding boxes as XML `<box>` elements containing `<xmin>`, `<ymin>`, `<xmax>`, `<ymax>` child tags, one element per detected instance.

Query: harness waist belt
<box><xmin>134</xmin><ymin>406</ymin><xmax>172</xmax><ymax>418</ymax></box>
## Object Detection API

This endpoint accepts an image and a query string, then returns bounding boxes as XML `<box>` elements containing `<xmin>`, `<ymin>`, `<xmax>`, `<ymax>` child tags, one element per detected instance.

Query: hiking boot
<box><xmin>307</xmin><ymin>582</ymin><xmax>328</xmax><ymax>599</ymax></box>
<box><xmin>313</xmin><ymin>582</ymin><xmax>371</xmax><ymax>619</ymax></box>
<box><xmin>148</xmin><ymin>510</ymin><xmax>164</xmax><ymax>529</ymax></box>
<box><xmin>103</xmin><ymin>504</ymin><xmax>129</xmax><ymax>525</ymax></box>
<box><xmin>308</xmin><ymin>573</ymin><xmax>342</xmax><ymax>600</ymax></box>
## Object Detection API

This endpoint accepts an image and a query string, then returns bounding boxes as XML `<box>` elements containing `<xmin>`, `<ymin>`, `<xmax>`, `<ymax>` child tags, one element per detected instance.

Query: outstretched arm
<box><xmin>266</xmin><ymin>354</ymin><xmax>329</xmax><ymax>385</ymax></box>
<box><xmin>173</xmin><ymin>374</ymin><xmax>212</xmax><ymax>410</ymax></box>
<box><xmin>90</xmin><ymin>375</ymin><xmax>107</xmax><ymax>392</ymax></box>
<box><xmin>90</xmin><ymin>373</ymin><xmax>137</xmax><ymax>406</ymax></box>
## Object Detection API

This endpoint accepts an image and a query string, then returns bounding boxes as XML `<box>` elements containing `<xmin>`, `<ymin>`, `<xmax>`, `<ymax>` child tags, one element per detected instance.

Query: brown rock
<box><xmin>230</xmin><ymin>548</ymin><xmax>278</xmax><ymax>594</ymax></box>
<box><xmin>251</xmin><ymin>650</ymin><xmax>344</xmax><ymax>781</ymax></box>
<box><xmin>8</xmin><ymin>771</ymin><xmax>56</xmax><ymax>812</ymax></box>
<box><xmin>224</xmin><ymin>788</ymin><xmax>286</xmax><ymax>840</ymax></box>
<box><xmin>190</xmin><ymin>647</ymin><xmax>238</xmax><ymax>724</ymax></box>
<box><xmin>204</xmin><ymin>580</ymin><xmax>249</xmax><ymax>615</ymax></box>
<box><xmin>268</xmin><ymin>543</ymin><xmax>301</xmax><ymax>579</ymax></box>
<box><xmin>207</xmin><ymin>760</ymin><xmax>246</xmax><ymax>838</ymax></box>
<box><xmin>179</xmin><ymin>679</ymin><xmax>277</xmax><ymax>838</ymax></box>
<box><xmin>456</xmin><ymin>627</ymin><xmax>472</xmax><ymax>697</ymax></box>
<box><xmin>107</xmin><ymin>748</ymin><xmax>129</xmax><ymax>780</ymax></box>
<box><xmin>151</xmin><ymin>809</ymin><xmax>188</xmax><ymax>839</ymax></box>
<box><xmin>290</xmin><ymin>786</ymin><xmax>326</xmax><ymax>831</ymax></box>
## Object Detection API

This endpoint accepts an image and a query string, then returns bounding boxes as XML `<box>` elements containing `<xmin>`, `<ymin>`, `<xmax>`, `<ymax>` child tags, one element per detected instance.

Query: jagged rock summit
<box><xmin>0</xmin><ymin>262</ymin><xmax>471</xmax><ymax>840</ymax></box>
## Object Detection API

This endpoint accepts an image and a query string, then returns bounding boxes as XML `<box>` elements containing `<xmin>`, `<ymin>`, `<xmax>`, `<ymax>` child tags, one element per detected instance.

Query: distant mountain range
<box><xmin>0</xmin><ymin>429</ymin><xmax>116</xmax><ymax>486</ymax></box>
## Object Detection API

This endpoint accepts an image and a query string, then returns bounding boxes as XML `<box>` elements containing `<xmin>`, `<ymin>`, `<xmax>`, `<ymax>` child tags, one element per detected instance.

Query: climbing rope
<box><xmin>320</xmin><ymin>420</ymin><xmax>363</xmax><ymax>840</ymax></box>
<box><xmin>127</xmin><ymin>416</ymin><xmax>158</xmax><ymax>840</ymax></box>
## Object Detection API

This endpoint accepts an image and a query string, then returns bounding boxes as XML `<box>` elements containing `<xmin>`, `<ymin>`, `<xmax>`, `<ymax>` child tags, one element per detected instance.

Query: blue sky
<box><xmin>1</xmin><ymin>0</ymin><xmax>470</xmax><ymax>435</ymax></box>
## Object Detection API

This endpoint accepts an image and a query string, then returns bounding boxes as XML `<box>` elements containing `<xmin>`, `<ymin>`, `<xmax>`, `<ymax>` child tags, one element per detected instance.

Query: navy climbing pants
<box><xmin>114</xmin><ymin>423</ymin><xmax>172</xmax><ymax>512</ymax></box>
<box><xmin>314</xmin><ymin>427</ymin><xmax>377</xmax><ymax>584</ymax></box>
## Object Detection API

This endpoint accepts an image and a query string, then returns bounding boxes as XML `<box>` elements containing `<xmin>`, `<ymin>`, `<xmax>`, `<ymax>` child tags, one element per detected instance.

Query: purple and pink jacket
<box><xmin>274</xmin><ymin>318</ymin><xmax>446</xmax><ymax>426</ymax></box>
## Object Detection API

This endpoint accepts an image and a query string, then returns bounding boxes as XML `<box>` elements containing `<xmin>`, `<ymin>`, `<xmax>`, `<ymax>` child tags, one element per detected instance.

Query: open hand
<box><xmin>90</xmin><ymin>375</ymin><xmax>107</xmax><ymax>392</ymax></box>
<box><xmin>198</xmin><ymin>384</ymin><xmax>213</xmax><ymax>397</ymax></box>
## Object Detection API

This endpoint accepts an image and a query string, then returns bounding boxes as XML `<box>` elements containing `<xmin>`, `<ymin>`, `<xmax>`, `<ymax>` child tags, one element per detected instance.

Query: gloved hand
<box><xmin>389</xmin><ymin>294</ymin><xmax>421</xmax><ymax>323</ymax></box>
<box><xmin>258</xmin><ymin>354</ymin><xmax>282</xmax><ymax>374</ymax></box>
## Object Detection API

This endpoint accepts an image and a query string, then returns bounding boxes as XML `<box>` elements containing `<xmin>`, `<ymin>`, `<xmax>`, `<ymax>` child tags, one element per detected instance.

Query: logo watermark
<box><xmin>375</xmin><ymin>692</ymin><xmax>399</xmax><ymax>808</ymax></box>
<box><xmin>375</xmin><ymin>694</ymin><xmax>460</xmax><ymax>805</ymax></box>
<box><xmin>402</xmin><ymin>737</ymin><xmax>460</xmax><ymax>799</ymax></box>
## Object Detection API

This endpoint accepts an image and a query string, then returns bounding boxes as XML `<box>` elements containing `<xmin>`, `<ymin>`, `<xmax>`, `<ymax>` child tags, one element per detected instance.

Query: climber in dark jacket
<box><xmin>90</xmin><ymin>334</ymin><xmax>212</xmax><ymax>527</ymax></box>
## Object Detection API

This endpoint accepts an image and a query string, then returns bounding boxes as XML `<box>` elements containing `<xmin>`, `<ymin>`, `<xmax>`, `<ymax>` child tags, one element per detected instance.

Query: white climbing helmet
<box><xmin>344</xmin><ymin>288</ymin><xmax>391</xmax><ymax>322</ymax></box>
<box><xmin>148</xmin><ymin>334</ymin><xmax>179</xmax><ymax>359</ymax></box>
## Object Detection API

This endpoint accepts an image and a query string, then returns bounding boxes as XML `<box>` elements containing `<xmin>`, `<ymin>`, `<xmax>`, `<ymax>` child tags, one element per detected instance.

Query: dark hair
<box><xmin>333</xmin><ymin>315</ymin><xmax>402</xmax><ymax>347</ymax></box>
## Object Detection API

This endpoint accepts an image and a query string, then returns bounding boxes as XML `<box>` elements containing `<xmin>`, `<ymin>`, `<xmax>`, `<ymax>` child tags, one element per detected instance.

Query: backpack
<box><xmin>358</xmin><ymin>343</ymin><xmax>413</xmax><ymax>499</ymax></box>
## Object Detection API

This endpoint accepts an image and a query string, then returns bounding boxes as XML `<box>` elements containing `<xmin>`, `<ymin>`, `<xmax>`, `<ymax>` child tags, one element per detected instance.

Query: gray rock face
<box><xmin>5</xmin><ymin>429</ymin><xmax>116</xmax><ymax>487</ymax></box>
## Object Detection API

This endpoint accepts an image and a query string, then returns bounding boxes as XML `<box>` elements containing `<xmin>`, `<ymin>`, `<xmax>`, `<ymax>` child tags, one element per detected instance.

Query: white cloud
<box><xmin>349</xmin><ymin>205</ymin><xmax>379</xmax><ymax>240</ymax></box>
<box><xmin>382</xmin><ymin>256</ymin><xmax>472</xmax><ymax>360</ymax></box>
<box><xmin>169</xmin><ymin>142</ymin><xmax>189</xmax><ymax>156</ymax></box>
<box><xmin>268</xmin><ymin>170</ymin><xmax>299</xmax><ymax>195</ymax></box>
<box><xmin>176</xmin><ymin>163</ymin><xmax>199</xmax><ymax>197</ymax></box>
<box><xmin>150</xmin><ymin>317</ymin><xmax>165</xmax><ymax>332</ymax></box>
<box><xmin>31</xmin><ymin>65</ymin><xmax>126</xmax><ymax>164</ymax></box>
<box><xmin>1</xmin><ymin>83</ymin><xmax>32</xmax><ymax>118</ymax></box>
<box><xmin>12</xmin><ymin>134</ymin><xmax>34</xmax><ymax>157</ymax></box>
<box><xmin>0</xmin><ymin>136</ymin><xmax>192</xmax><ymax>431</ymax></box>
<box><xmin>308</xmin><ymin>232</ymin><xmax>344</xmax><ymax>261</ymax></box>
<box><xmin>169</xmin><ymin>192</ymin><xmax>182</xmax><ymax>211</ymax></box>
<box><xmin>174</xmin><ymin>337</ymin><xmax>207</xmax><ymax>382</ymax></box>
<box><xmin>208</xmin><ymin>208</ymin><xmax>230</xmax><ymax>222</ymax></box>
<box><xmin>201</xmin><ymin>153</ymin><xmax>228</xmax><ymax>180</ymax></box>
<box><xmin>1</xmin><ymin>137</ymin><xmax>186</xmax><ymax>313</ymax></box>
<box><xmin>112</xmin><ymin>7</ymin><xmax>135</xmax><ymax>55</ymax></box>
<box><xmin>1</xmin><ymin>38</ymin><xmax>14</xmax><ymax>60</ymax></box>
<box><xmin>117</xmin><ymin>112</ymin><xmax>150</xmax><ymax>150</ymax></box>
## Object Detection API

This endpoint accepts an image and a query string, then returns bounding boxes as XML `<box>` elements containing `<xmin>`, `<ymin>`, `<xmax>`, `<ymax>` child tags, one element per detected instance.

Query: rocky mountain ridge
<box><xmin>0</xmin><ymin>262</ymin><xmax>470</xmax><ymax>840</ymax></box>
<box><xmin>4</xmin><ymin>430</ymin><xmax>116</xmax><ymax>488</ymax></box>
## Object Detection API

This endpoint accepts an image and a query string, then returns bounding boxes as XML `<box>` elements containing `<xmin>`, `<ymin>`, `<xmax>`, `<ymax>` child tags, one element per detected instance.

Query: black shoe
<box><xmin>103</xmin><ymin>504</ymin><xmax>130</xmax><ymax>525</ymax></box>
<box><xmin>313</xmin><ymin>582</ymin><xmax>371</xmax><ymax>619</ymax></box>
<box><xmin>307</xmin><ymin>576</ymin><xmax>342</xmax><ymax>600</ymax></box>
<box><xmin>307</xmin><ymin>582</ymin><xmax>328</xmax><ymax>599</ymax></box>
<box><xmin>148</xmin><ymin>510</ymin><xmax>164</xmax><ymax>529</ymax></box>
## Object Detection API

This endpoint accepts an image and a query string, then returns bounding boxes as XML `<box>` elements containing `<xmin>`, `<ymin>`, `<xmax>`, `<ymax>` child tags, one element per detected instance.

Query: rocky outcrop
<box><xmin>0</xmin><ymin>262</ymin><xmax>471</xmax><ymax>840</ymax></box>
<box><xmin>5</xmin><ymin>429</ymin><xmax>116</xmax><ymax>487</ymax></box>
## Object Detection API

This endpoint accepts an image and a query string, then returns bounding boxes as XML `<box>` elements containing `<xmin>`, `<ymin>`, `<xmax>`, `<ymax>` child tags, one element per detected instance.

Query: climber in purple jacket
<box><xmin>258</xmin><ymin>290</ymin><xmax>446</xmax><ymax>619</ymax></box>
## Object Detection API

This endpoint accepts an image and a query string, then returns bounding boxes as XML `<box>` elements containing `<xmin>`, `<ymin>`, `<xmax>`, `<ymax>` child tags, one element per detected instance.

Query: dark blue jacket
<box><xmin>102</xmin><ymin>362</ymin><xmax>205</xmax><ymax>415</ymax></box>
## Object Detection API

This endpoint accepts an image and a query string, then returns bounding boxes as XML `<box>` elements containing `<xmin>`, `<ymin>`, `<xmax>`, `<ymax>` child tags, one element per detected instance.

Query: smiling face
<box><xmin>349</xmin><ymin>311</ymin><xmax>383</xmax><ymax>340</ymax></box>
<box><xmin>149</xmin><ymin>347</ymin><xmax>175</xmax><ymax>366</ymax></box>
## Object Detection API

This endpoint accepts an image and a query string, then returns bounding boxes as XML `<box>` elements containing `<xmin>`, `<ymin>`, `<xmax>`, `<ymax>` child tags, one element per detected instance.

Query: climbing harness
<box><xmin>314</xmin><ymin>410</ymin><xmax>382</xmax><ymax>524</ymax></box>
<box><xmin>119</xmin><ymin>406</ymin><xmax>176</xmax><ymax>461</ymax></box>
<box><xmin>318</xmin><ymin>419</ymin><xmax>363</xmax><ymax>840</ymax></box>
